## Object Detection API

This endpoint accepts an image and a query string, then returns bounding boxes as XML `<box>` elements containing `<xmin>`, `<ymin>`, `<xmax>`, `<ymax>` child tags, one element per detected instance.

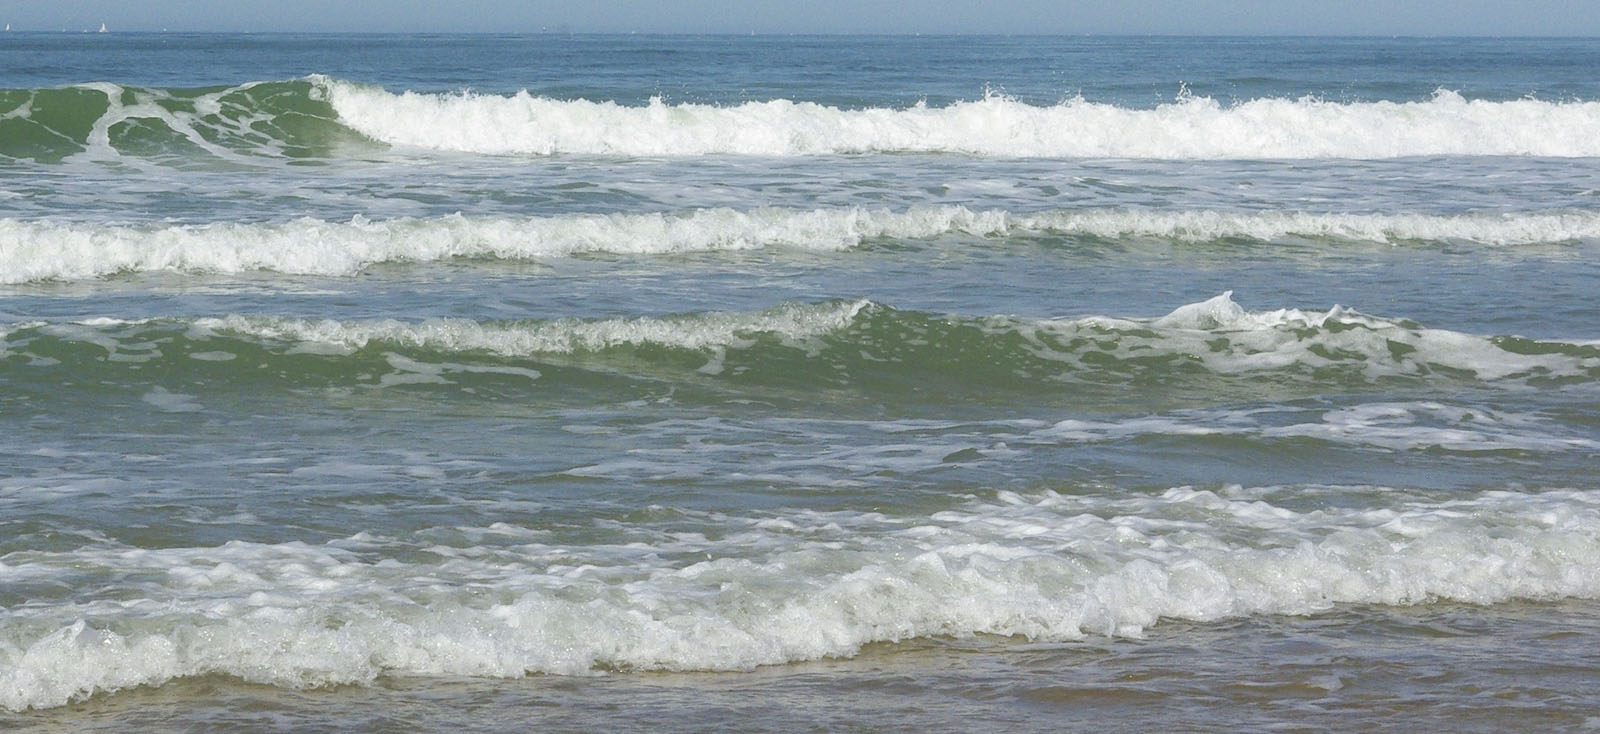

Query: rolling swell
<box><xmin>0</xmin><ymin>78</ymin><xmax>370</xmax><ymax>163</ymax></box>
<box><xmin>5</xmin><ymin>296</ymin><xmax>1595</xmax><ymax>409</ymax></box>
<box><xmin>4</xmin><ymin>207</ymin><xmax>1597</xmax><ymax>283</ymax></box>
<box><xmin>7</xmin><ymin>76</ymin><xmax>1600</xmax><ymax>162</ymax></box>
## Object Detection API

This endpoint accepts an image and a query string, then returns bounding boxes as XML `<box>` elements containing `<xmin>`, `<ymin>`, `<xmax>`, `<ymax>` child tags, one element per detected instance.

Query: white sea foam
<box><xmin>1036</xmin><ymin>402</ymin><xmax>1600</xmax><ymax>453</ymax></box>
<box><xmin>3</xmin><ymin>207</ymin><xmax>1597</xmax><ymax>283</ymax></box>
<box><xmin>320</xmin><ymin>78</ymin><xmax>1600</xmax><ymax>159</ymax></box>
<box><xmin>1030</xmin><ymin>208</ymin><xmax>1600</xmax><ymax>245</ymax></box>
<box><xmin>0</xmin><ymin>209</ymin><xmax>868</xmax><ymax>283</ymax></box>
<box><xmin>1049</xmin><ymin>291</ymin><xmax>1598</xmax><ymax>382</ymax></box>
<box><xmin>73</xmin><ymin>82</ymin><xmax>254</xmax><ymax>162</ymax></box>
<box><xmin>5</xmin><ymin>486</ymin><xmax>1600</xmax><ymax>710</ymax></box>
<box><xmin>194</xmin><ymin>300</ymin><xmax>869</xmax><ymax>357</ymax></box>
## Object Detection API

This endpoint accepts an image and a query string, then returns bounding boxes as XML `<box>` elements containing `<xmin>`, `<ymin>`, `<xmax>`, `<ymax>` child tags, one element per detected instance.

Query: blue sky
<box><xmin>4</xmin><ymin>0</ymin><xmax>1599</xmax><ymax>35</ymax></box>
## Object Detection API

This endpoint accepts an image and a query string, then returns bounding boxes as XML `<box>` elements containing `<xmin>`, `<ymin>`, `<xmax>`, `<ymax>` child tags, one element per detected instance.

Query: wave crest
<box><xmin>322</xmin><ymin>80</ymin><xmax>1600</xmax><ymax>159</ymax></box>
<box><xmin>4</xmin><ymin>207</ymin><xmax>1596</xmax><ymax>284</ymax></box>
<box><xmin>6</xmin><ymin>296</ymin><xmax>1596</xmax><ymax>398</ymax></box>
<box><xmin>8</xmin><ymin>79</ymin><xmax>1600</xmax><ymax>161</ymax></box>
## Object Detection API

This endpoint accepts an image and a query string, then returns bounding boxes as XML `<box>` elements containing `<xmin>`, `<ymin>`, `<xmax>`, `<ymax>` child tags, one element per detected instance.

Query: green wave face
<box><xmin>5</xmin><ymin>298</ymin><xmax>1596</xmax><ymax>413</ymax></box>
<box><xmin>0</xmin><ymin>79</ymin><xmax>379</xmax><ymax>163</ymax></box>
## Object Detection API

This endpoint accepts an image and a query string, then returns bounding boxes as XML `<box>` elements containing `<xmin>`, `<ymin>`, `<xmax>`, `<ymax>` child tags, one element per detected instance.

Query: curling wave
<box><xmin>0</xmin><ymin>79</ymin><xmax>366</xmax><ymax>163</ymax></box>
<box><xmin>8</xmin><ymin>78</ymin><xmax>1598</xmax><ymax>162</ymax></box>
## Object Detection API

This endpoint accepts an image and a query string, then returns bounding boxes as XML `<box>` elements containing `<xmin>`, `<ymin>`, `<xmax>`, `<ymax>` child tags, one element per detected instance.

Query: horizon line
<box><xmin>5</xmin><ymin>29</ymin><xmax>1600</xmax><ymax>39</ymax></box>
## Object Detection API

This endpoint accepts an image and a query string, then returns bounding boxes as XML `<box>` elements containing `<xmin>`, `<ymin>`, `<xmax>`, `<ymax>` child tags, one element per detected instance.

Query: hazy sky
<box><xmin>4</xmin><ymin>0</ymin><xmax>1599</xmax><ymax>35</ymax></box>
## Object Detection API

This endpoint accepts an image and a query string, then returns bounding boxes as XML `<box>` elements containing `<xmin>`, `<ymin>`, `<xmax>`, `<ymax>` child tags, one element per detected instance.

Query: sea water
<box><xmin>1</xmin><ymin>34</ymin><xmax>1599</xmax><ymax>731</ymax></box>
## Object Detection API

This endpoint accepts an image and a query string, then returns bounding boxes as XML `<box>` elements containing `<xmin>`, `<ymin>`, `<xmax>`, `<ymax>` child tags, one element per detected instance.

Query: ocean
<box><xmin>2</xmin><ymin>33</ymin><xmax>1599</xmax><ymax>731</ymax></box>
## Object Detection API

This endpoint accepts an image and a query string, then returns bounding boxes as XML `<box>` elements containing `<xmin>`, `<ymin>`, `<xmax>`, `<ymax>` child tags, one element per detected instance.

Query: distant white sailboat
<box><xmin>98</xmin><ymin>23</ymin><xmax>108</xmax><ymax>33</ymax></box>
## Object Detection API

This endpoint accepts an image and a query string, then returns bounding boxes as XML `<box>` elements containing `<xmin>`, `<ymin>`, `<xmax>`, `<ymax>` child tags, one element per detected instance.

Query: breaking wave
<box><xmin>323</xmin><ymin>80</ymin><xmax>1600</xmax><ymax>158</ymax></box>
<box><xmin>4</xmin><ymin>206</ymin><xmax>1597</xmax><ymax>283</ymax></box>
<box><xmin>5</xmin><ymin>485</ymin><xmax>1600</xmax><ymax>710</ymax></box>
<box><xmin>6</xmin><ymin>77</ymin><xmax>1600</xmax><ymax>161</ymax></box>
<box><xmin>5</xmin><ymin>295</ymin><xmax>1595</xmax><ymax>401</ymax></box>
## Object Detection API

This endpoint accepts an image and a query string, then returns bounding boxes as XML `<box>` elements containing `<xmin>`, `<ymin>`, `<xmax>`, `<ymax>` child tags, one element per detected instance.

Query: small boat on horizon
<box><xmin>98</xmin><ymin>23</ymin><xmax>108</xmax><ymax>33</ymax></box>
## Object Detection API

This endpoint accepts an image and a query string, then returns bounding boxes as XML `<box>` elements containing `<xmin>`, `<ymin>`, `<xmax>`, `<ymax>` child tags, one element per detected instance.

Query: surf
<box><xmin>6</xmin><ymin>296</ymin><xmax>1596</xmax><ymax>403</ymax></box>
<box><xmin>3</xmin><ymin>206</ymin><xmax>1597</xmax><ymax>284</ymax></box>
<box><xmin>0</xmin><ymin>78</ymin><xmax>367</xmax><ymax>163</ymax></box>
<box><xmin>8</xmin><ymin>77</ymin><xmax>1600</xmax><ymax>162</ymax></box>
<box><xmin>321</xmin><ymin>78</ymin><xmax>1600</xmax><ymax>159</ymax></box>
<box><xmin>5</xmin><ymin>484</ymin><xmax>1600</xmax><ymax>711</ymax></box>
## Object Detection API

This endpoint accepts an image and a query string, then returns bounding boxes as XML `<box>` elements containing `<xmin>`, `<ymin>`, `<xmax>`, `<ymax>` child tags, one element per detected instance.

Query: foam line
<box><xmin>321</xmin><ymin>79</ymin><xmax>1600</xmax><ymax>158</ymax></box>
<box><xmin>3</xmin><ymin>207</ymin><xmax>1596</xmax><ymax>283</ymax></box>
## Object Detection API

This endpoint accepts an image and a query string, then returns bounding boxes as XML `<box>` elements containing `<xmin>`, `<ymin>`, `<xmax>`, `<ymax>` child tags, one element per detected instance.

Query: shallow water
<box><xmin>11</xmin><ymin>602</ymin><xmax>1600</xmax><ymax>732</ymax></box>
<box><xmin>1</xmin><ymin>34</ymin><xmax>1598</xmax><ymax>729</ymax></box>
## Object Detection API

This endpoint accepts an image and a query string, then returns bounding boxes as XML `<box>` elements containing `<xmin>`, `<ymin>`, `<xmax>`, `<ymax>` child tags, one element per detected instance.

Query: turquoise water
<box><xmin>2</xmin><ymin>34</ymin><xmax>1600</xmax><ymax>730</ymax></box>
